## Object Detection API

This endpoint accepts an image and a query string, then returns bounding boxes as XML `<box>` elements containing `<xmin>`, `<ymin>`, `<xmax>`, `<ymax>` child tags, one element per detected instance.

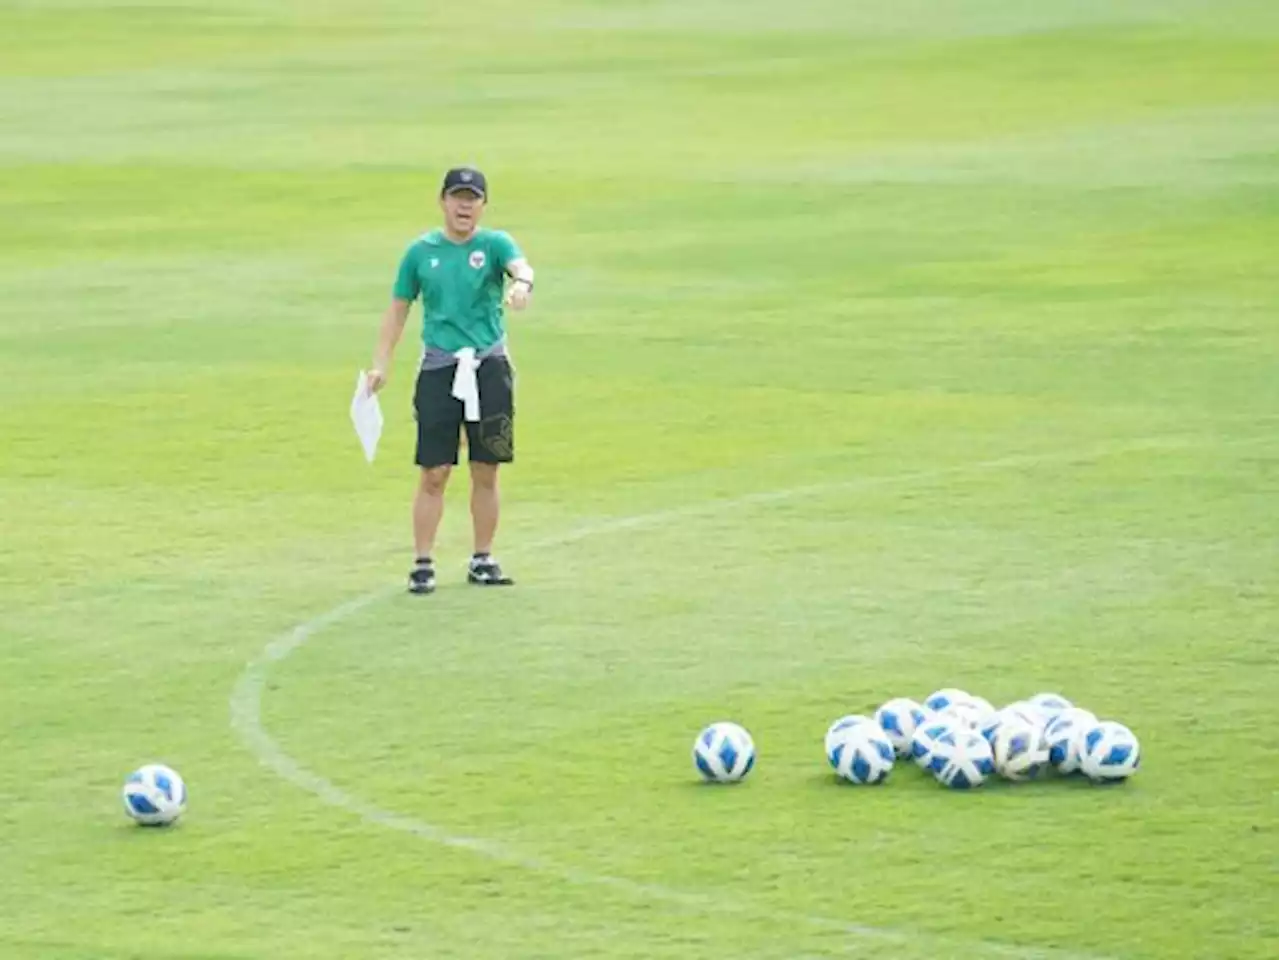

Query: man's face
<box><xmin>440</xmin><ymin>188</ymin><xmax>485</xmax><ymax>235</ymax></box>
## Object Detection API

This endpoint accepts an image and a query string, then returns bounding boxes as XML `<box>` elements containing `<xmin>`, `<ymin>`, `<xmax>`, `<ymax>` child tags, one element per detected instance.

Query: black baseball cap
<box><xmin>441</xmin><ymin>166</ymin><xmax>487</xmax><ymax>199</ymax></box>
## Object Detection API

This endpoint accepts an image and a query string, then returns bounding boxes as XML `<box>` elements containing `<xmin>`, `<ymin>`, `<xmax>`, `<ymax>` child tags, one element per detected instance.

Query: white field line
<box><xmin>230</xmin><ymin>439</ymin><xmax>1193</xmax><ymax>958</ymax></box>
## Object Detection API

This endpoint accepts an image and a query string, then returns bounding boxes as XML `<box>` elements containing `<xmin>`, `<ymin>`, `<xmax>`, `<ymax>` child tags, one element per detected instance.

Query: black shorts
<box><xmin>413</xmin><ymin>357</ymin><xmax>515</xmax><ymax>468</ymax></box>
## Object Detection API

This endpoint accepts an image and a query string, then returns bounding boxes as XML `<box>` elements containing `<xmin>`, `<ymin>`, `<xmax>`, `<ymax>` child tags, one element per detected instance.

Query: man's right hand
<box><xmin>366</xmin><ymin>368</ymin><xmax>388</xmax><ymax>394</ymax></box>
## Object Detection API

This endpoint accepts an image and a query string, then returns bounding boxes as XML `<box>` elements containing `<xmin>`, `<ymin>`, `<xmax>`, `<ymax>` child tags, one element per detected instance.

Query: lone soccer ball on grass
<box><xmin>692</xmin><ymin>722</ymin><xmax>756</xmax><ymax>783</ymax></box>
<box><xmin>122</xmin><ymin>763</ymin><xmax>187</xmax><ymax>826</ymax></box>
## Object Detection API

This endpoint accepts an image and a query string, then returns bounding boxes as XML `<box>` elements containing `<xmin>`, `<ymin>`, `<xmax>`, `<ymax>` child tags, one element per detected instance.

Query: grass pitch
<box><xmin>0</xmin><ymin>2</ymin><xmax>1276</xmax><ymax>958</ymax></box>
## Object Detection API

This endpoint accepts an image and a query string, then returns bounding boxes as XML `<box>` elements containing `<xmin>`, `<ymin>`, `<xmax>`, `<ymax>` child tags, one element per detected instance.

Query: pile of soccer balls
<box><xmin>693</xmin><ymin>689</ymin><xmax>1140</xmax><ymax>789</ymax></box>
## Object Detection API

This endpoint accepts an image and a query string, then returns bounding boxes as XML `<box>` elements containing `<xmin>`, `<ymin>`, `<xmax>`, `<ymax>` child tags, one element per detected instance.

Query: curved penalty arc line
<box><xmin>230</xmin><ymin>440</ymin><xmax>1191</xmax><ymax>958</ymax></box>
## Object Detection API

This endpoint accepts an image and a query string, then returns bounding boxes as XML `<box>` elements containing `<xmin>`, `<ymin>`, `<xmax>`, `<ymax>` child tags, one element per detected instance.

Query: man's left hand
<box><xmin>506</xmin><ymin>282</ymin><xmax>532</xmax><ymax>311</ymax></box>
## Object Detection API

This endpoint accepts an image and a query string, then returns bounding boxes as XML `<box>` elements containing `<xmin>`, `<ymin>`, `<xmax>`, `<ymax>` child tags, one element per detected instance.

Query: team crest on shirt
<box><xmin>429</xmin><ymin>257</ymin><xmax>439</xmax><ymax>269</ymax></box>
<box><xmin>469</xmin><ymin>250</ymin><xmax>486</xmax><ymax>269</ymax></box>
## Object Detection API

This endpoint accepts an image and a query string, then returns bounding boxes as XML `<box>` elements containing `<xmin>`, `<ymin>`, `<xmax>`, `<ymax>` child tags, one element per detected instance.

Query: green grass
<box><xmin>0</xmin><ymin>1</ymin><xmax>1276</xmax><ymax>957</ymax></box>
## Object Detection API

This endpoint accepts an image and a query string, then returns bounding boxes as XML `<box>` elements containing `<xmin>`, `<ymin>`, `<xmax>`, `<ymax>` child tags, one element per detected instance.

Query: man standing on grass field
<box><xmin>366</xmin><ymin>166</ymin><xmax>535</xmax><ymax>595</ymax></box>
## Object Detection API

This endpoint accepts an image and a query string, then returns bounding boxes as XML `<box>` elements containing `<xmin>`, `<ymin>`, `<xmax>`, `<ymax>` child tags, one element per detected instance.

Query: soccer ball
<box><xmin>122</xmin><ymin>764</ymin><xmax>187</xmax><ymax>826</ymax></box>
<box><xmin>1028</xmin><ymin>692</ymin><xmax>1073</xmax><ymax>723</ymax></box>
<box><xmin>932</xmin><ymin>730</ymin><xmax>996</xmax><ymax>789</ymax></box>
<box><xmin>693</xmin><ymin>722</ymin><xmax>756</xmax><ymax>783</ymax></box>
<box><xmin>981</xmin><ymin>701</ymin><xmax>1043</xmax><ymax>743</ymax></box>
<box><xmin>827</xmin><ymin>722</ymin><xmax>895</xmax><ymax>785</ymax></box>
<box><xmin>923</xmin><ymin>687</ymin><xmax>972</xmax><ymax>713</ymax></box>
<box><xmin>824</xmin><ymin>714</ymin><xmax>874</xmax><ymax>759</ymax></box>
<box><xmin>991</xmin><ymin>716</ymin><xmax>1051</xmax><ymax>781</ymax></box>
<box><xmin>1079</xmin><ymin>721</ymin><xmax>1141</xmax><ymax>783</ymax></box>
<box><xmin>943</xmin><ymin>698</ymin><xmax>986</xmax><ymax>730</ymax></box>
<box><xmin>1044</xmin><ymin>707</ymin><xmax>1098</xmax><ymax>774</ymax></box>
<box><xmin>874</xmin><ymin>698</ymin><xmax>927</xmax><ymax>757</ymax></box>
<box><xmin>967</xmin><ymin>694</ymin><xmax>996</xmax><ymax>727</ymax></box>
<box><xmin>910</xmin><ymin>715</ymin><xmax>964</xmax><ymax>770</ymax></box>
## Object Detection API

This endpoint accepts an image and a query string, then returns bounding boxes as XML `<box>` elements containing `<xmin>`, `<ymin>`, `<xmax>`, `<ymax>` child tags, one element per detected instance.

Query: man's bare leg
<box><xmin>467</xmin><ymin>462</ymin><xmax>513</xmax><ymax>585</ymax></box>
<box><xmin>409</xmin><ymin>465</ymin><xmax>451</xmax><ymax>594</ymax></box>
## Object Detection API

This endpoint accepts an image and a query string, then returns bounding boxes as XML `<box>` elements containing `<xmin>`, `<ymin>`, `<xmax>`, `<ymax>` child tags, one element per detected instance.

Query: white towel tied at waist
<box><xmin>451</xmin><ymin>348</ymin><xmax>482</xmax><ymax>422</ymax></box>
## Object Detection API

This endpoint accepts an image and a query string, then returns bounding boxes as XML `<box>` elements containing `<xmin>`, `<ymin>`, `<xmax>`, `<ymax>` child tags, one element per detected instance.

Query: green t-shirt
<box><xmin>392</xmin><ymin>228</ymin><xmax>523</xmax><ymax>353</ymax></box>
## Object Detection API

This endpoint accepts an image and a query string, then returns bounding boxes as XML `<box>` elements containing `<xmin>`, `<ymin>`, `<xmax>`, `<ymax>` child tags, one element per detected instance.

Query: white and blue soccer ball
<box><xmin>967</xmin><ymin>694</ymin><xmax>996</xmax><ymax>727</ymax></box>
<box><xmin>932</xmin><ymin>730</ymin><xmax>996</xmax><ymax>789</ymax></box>
<box><xmin>981</xmin><ymin>701</ymin><xmax>1043</xmax><ymax>744</ymax></box>
<box><xmin>943</xmin><ymin>693</ymin><xmax>991</xmax><ymax>731</ymax></box>
<box><xmin>978</xmin><ymin>709</ymin><xmax>1004</xmax><ymax>743</ymax></box>
<box><xmin>874</xmin><ymin>698</ymin><xmax>927</xmax><ymax>757</ymax></box>
<box><xmin>1044</xmin><ymin>707</ymin><xmax>1099</xmax><ymax>774</ymax></box>
<box><xmin>824</xmin><ymin>714</ymin><xmax>873</xmax><ymax>759</ymax></box>
<box><xmin>991</xmin><ymin>716</ymin><xmax>1050</xmax><ymax>781</ymax></box>
<box><xmin>1028</xmin><ymin>692</ymin><xmax>1073</xmax><ymax>723</ymax></box>
<box><xmin>827</xmin><ymin>722</ymin><xmax>896</xmax><ymax>785</ymax></box>
<box><xmin>1079</xmin><ymin>721</ymin><xmax>1141</xmax><ymax>783</ymax></box>
<box><xmin>693</xmin><ymin>722</ymin><xmax>756</xmax><ymax>783</ymax></box>
<box><xmin>910</xmin><ymin>715</ymin><xmax>964</xmax><ymax>770</ymax></box>
<box><xmin>122</xmin><ymin>764</ymin><xmax>187</xmax><ymax>826</ymax></box>
<box><xmin>924</xmin><ymin>688</ymin><xmax>972</xmax><ymax>714</ymax></box>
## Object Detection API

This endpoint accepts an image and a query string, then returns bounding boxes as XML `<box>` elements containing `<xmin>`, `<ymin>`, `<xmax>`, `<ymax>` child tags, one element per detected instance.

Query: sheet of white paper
<box><xmin>349</xmin><ymin>371</ymin><xmax>383</xmax><ymax>463</ymax></box>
